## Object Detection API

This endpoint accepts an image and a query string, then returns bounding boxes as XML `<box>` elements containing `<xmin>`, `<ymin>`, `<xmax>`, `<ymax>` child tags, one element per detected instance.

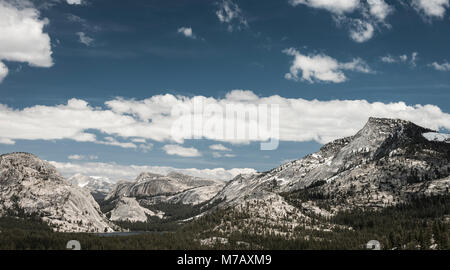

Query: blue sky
<box><xmin>1</xmin><ymin>0</ymin><xmax>450</xmax><ymax>180</ymax></box>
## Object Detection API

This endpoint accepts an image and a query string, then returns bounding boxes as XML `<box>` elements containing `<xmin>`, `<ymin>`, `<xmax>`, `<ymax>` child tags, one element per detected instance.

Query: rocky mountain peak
<box><xmin>212</xmin><ymin>117</ymin><xmax>450</xmax><ymax>209</ymax></box>
<box><xmin>0</xmin><ymin>152</ymin><xmax>115</xmax><ymax>232</ymax></box>
<box><xmin>359</xmin><ymin>117</ymin><xmax>433</xmax><ymax>140</ymax></box>
<box><xmin>366</xmin><ymin>116</ymin><xmax>411</xmax><ymax>127</ymax></box>
<box><xmin>316</xmin><ymin>117</ymin><xmax>435</xmax><ymax>166</ymax></box>
<box><xmin>167</xmin><ymin>171</ymin><xmax>189</xmax><ymax>179</ymax></box>
<box><xmin>135</xmin><ymin>172</ymin><xmax>164</xmax><ymax>183</ymax></box>
<box><xmin>1</xmin><ymin>152</ymin><xmax>51</xmax><ymax>169</ymax></box>
<box><xmin>0</xmin><ymin>152</ymin><xmax>62</xmax><ymax>184</ymax></box>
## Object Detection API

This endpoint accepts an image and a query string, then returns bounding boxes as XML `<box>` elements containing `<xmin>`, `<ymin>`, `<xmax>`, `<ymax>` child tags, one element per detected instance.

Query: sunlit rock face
<box><xmin>212</xmin><ymin>118</ymin><xmax>450</xmax><ymax>209</ymax></box>
<box><xmin>0</xmin><ymin>153</ymin><xmax>115</xmax><ymax>232</ymax></box>
<box><xmin>106</xmin><ymin>171</ymin><xmax>225</xmax><ymax>205</ymax></box>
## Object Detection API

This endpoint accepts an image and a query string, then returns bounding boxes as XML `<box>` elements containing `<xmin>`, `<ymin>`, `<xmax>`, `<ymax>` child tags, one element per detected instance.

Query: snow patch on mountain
<box><xmin>68</xmin><ymin>173</ymin><xmax>115</xmax><ymax>193</ymax></box>
<box><xmin>423</xmin><ymin>132</ymin><xmax>450</xmax><ymax>143</ymax></box>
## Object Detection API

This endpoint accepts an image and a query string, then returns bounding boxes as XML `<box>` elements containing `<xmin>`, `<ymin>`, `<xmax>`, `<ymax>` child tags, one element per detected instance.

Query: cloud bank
<box><xmin>162</xmin><ymin>144</ymin><xmax>202</xmax><ymax>157</ymax></box>
<box><xmin>50</xmin><ymin>160</ymin><xmax>256</xmax><ymax>181</ymax></box>
<box><xmin>1</xmin><ymin>90</ymin><xmax>450</xmax><ymax>146</ymax></box>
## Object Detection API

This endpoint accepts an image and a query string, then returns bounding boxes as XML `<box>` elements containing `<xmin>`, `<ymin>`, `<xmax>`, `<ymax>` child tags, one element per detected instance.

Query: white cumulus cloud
<box><xmin>430</xmin><ymin>61</ymin><xmax>450</xmax><ymax>71</ymax></box>
<box><xmin>411</xmin><ymin>0</ymin><xmax>449</xmax><ymax>19</ymax></box>
<box><xmin>291</xmin><ymin>0</ymin><xmax>394</xmax><ymax>42</ymax></box>
<box><xmin>283</xmin><ymin>48</ymin><xmax>372</xmax><ymax>83</ymax></box>
<box><xmin>367</xmin><ymin>0</ymin><xmax>394</xmax><ymax>22</ymax></box>
<box><xmin>209</xmin><ymin>144</ymin><xmax>231</xmax><ymax>151</ymax></box>
<box><xmin>162</xmin><ymin>144</ymin><xmax>202</xmax><ymax>157</ymax></box>
<box><xmin>216</xmin><ymin>0</ymin><xmax>248</xmax><ymax>32</ymax></box>
<box><xmin>68</xmin><ymin>154</ymin><xmax>84</xmax><ymax>160</ymax></box>
<box><xmin>410</xmin><ymin>52</ymin><xmax>419</xmax><ymax>67</ymax></box>
<box><xmin>381</xmin><ymin>55</ymin><xmax>396</xmax><ymax>63</ymax></box>
<box><xmin>0</xmin><ymin>0</ymin><xmax>53</xmax><ymax>82</ymax></box>
<box><xmin>348</xmin><ymin>19</ymin><xmax>375</xmax><ymax>43</ymax></box>
<box><xmin>50</xmin><ymin>160</ymin><xmax>256</xmax><ymax>181</ymax></box>
<box><xmin>76</xmin><ymin>32</ymin><xmax>94</xmax><ymax>46</ymax></box>
<box><xmin>139</xmin><ymin>143</ymin><xmax>154</xmax><ymax>153</ymax></box>
<box><xmin>381</xmin><ymin>52</ymin><xmax>419</xmax><ymax>67</ymax></box>
<box><xmin>97</xmin><ymin>137</ymin><xmax>137</xmax><ymax>149</ymax></box>
<box><xmin>0</xmin><ymin>61</ymin><xmax>8</xmax><ymax>82</ymax></box>
<box><xmin>212</xmin><ymin>152</ymin><xmax>236</xmax><ymax>158</ymax></box>
<box><xmin>0</xmin><ymin>137</ymin><xmax>14</xmax><ymax>145</ymax></box>
<box><xmin>177</xmin><ymin>27</ymin><xmax>196</xmax><ymax>39</ymax></box>
<box><xmin>68</xmin><ymin>154</ymin><xmax>98</xmax><ymax>160</ymax></box>
<box><xmin>67</xmin><ymin>0</ymin><xmax>83</xmax><ymax>5</ymax></box>
<box><xmin>289</xmin><ymin>0</ymin><xmax>360</xmax><ymax>14</ymax></box>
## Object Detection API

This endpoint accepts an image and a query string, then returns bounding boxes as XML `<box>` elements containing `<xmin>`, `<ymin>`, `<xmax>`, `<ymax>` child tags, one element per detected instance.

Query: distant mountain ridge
<box><xmin>107</xmin><ymin>171</ymin><xmax>224</xmax><ymax>201</ymax></box>
<box><xmin>103</xmin><ymin>171</ymin><xmax>225</xmax><ymax>222</ymax></box>
<box><xmin>68</xmin><ymin>173</ymin><xmax>116</xmax><ymax>201</ymax></box>
<box><xmin>69</xmin><ymin>173</ymin><xmax>116</xmax><ymax>193</ymax></box>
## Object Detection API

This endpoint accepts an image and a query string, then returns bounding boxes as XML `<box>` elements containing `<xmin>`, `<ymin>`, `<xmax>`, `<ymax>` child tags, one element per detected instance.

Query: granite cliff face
<box><xmin>0</xmin><ymin>153</ymin><xmax>115</xmax><ymax>232</ymax></box>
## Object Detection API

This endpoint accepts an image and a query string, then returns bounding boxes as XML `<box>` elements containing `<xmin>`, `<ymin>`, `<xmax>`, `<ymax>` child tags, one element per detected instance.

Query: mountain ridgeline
<box><xmin>212</xmin><ymin>117</ymin><xmax>450</xmax><ymax>208</ymax></box>
<box><xmin>0</xmin><ymin>117</ymin><xmax>449</xmax><ymax>249</ymax></box>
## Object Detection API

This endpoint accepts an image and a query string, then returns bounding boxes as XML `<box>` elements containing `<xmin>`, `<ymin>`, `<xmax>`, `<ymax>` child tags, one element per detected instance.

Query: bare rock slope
<box><xmin>206</xmin><ymin>118</ymin><xmax>450</xmax><ymax>235</ymax></box>
<box><xmin>105</xmin><ymin>171</ymin><xmax>225</xmax><ymax>222</ymax></box>
<box><xmin>0</xmin><ymin>153</ymin><xmax>115</xmax><ymax>232</ymax></box>
<box><xmin>213</xmin><ymin>118</ymin><xmax>450</xmax><ymax>208</ymax></box>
